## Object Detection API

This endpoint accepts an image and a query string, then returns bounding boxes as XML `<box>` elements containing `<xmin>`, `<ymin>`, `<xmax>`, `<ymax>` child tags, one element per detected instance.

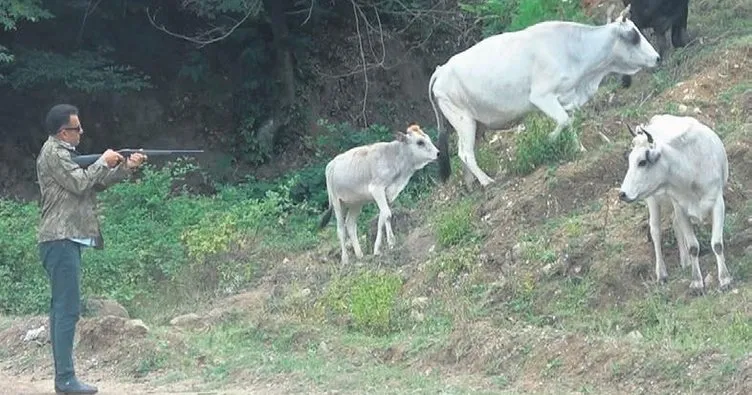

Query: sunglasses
<box><xmin>61</xmin><ymin>125</ymin><xmax>84</xmax><ymax>133</ymax></box>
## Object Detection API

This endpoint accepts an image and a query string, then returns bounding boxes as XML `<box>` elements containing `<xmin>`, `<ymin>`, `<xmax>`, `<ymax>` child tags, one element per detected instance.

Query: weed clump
<box><xmin>321</xmin><ymin>269</ymin><xmax>403</xmax><ymax>335</ymax></box>
<box><xmin>506</xmin><ymin>114</ymin><xmax>580</xmax><ymax>176</ymax></box>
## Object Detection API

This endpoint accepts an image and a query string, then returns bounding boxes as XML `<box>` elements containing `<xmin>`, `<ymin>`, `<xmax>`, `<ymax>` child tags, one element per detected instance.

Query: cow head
<box><xmin>396</xmin><ymin>123</ymin><xmax>440</xmax><ymax>169</ymax></box>
<box><xmin>608</xmin><ymin>5</ymin><xmax>661</xmax><ymax>75</ymax></box>
<box><xmin>619</xmin><ymin>124</ymin><xmax>664</xmax><ymax>203</ymax></box>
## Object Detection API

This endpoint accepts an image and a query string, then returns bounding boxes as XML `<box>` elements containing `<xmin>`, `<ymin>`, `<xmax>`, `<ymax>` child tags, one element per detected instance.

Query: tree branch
<box><xmin>146</xmin><ymin>5</ymin><xmax>258</xmax><ymax>47</ymax></box>
<box><xmin>352</xmin><ymin>0</ymin><xmax>369</xmax><ymax>126</ymax></box>
<box><xmin>301</xmin><ymin>0</ymin><xmax>315</xmax><ymax>26</ymax></box>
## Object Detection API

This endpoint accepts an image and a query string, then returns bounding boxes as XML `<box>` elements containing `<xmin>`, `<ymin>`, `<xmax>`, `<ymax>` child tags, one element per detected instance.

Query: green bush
<box><xmin>435</xmin><ymin>198</ymin><xmax>479</xmax><ymax>248</ymax></box>
<box><xmin>461</xmin><ymin>0</ymin><xmax>590</xmax><ymax>37</ymax></box>
<box><xmin>506</xmin><ymin>114</ymin><xmax>580</xmax><ymax>176</ymax></box>
<box><xmin>0</xmin><ymin>200</ymin><xmax>47</xmax><ymax>315</ymax></box>
<box><xmin>321</xmin><ymin>270</ymin><xmax>403</xmax><ymax>335</ymax></box>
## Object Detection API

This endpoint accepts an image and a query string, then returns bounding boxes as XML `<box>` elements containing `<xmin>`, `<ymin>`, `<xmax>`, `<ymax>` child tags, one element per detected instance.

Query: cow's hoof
<box><xmin>672</xmin><ymin>30</ymin><xmax>690</xmax><ymax>48</ymax></box>
<box><xmin>719</xmin><ymin>277</ymin><xmax>733</xmax><ymax>291</ymax></box>
<box><xmin>621</xmin><ymin>75</ymin><xmax>633</xmax><ymax>88</ymax></box>
<box><xmin>658</xmin><ymin>276</ymin><xmax>668</xmax><ymax>284</ymax></box>
<box><xmin>689</xmin><ymin>281</ymin><xmax>705</xmax><ymax>295</ymax></box>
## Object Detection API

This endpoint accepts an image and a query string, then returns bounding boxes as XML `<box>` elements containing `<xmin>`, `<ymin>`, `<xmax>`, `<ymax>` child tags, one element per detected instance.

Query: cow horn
<box><xmin>626</xmin><ymin>124</ymin><xmax>637</xmax><ymax>137</ymax></box>
<box><xmin>618</xmin><ymin>4</ymin><xmax>631</xmax><ymax>21</ymax></box>
<box><xmin>643</xmin><ymin>129</ymin><xmax>654</xmax><ymax>144</ymax></box>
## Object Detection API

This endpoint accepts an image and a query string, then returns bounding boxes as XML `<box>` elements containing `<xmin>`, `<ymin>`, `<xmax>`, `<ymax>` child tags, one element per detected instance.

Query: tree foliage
<box><xmin>5</xmin><ymin>49</ymin><xmax>152</xmax><ymax>93</ymax></box>
<box><xmin>0</xmin><ymin>0</ymin><xmax>52</xmax><ymax>31</ymax></box>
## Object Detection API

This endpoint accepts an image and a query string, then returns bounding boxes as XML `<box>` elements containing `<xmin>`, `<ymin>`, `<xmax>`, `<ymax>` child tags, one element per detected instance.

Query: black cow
<box><xmin>621</xmin><ymin>0</ymin><xmax>691</xmax><ymax>87</ymax></box>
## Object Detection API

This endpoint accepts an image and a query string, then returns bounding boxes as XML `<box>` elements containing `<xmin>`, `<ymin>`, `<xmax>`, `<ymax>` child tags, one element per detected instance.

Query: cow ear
<box><xmin>394</xmin><ymin>131</ymin><xmax>407</xmax><ymax>142</ymax></box>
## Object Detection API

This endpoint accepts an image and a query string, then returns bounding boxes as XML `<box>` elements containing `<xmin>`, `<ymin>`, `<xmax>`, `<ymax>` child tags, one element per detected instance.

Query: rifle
<box><xmin>72</xmin><ymin>149</ymin><xmax>204</xmax><ymax>167</ymax></box>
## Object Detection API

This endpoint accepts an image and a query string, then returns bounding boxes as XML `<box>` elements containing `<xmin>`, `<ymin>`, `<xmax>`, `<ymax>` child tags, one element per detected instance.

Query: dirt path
<box><xmin>1</xmin><ymin>371</ymin><xmax>288</xmax><ymax>395</ymax></box>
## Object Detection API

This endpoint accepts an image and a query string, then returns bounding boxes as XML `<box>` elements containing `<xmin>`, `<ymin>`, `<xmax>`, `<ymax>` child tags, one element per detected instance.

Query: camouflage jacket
<box><xmin>36</xmin><ymin>136</ymin><xmax>133</xmax><ymax>247</ymax></box>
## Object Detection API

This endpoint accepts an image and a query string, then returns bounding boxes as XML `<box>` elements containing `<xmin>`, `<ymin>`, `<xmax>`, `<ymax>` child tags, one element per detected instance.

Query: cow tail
<box><xmin>318</xmin><ymin>201</ymin><xmax>333</xmax><ymax>230</ymax></box>
<box><xmin>430</xmin><ymin>67</ymin><xmax>451</xmax><ymax>183</ymax></box>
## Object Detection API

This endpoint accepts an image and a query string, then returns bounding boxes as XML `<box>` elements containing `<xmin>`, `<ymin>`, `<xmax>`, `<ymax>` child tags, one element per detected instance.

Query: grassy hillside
<box><xmin>1</xmin><ymin>0</ymin><xmax>751</xmax><ymax>393</ymax></box>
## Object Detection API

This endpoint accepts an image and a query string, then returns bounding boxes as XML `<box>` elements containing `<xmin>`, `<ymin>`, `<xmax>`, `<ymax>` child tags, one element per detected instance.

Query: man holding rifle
<box><xmin>35</xmin><ymin>103</ymin><xmax>147</xmax><ymax>394</ymax></box>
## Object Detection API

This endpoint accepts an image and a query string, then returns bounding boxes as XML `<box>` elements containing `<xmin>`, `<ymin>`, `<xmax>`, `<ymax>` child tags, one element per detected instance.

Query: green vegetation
<box><xmin>505</xmin><ymin>114</ymin><xmax>582</xmax><ymax>176</ymax></box>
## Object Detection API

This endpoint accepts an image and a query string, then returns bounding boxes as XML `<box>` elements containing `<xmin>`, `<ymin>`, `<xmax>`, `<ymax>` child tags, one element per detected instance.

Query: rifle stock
<box><xmin>72</xmin><ymin>149</ymin><xmax>204</xmax><ymax>167</ymax></box>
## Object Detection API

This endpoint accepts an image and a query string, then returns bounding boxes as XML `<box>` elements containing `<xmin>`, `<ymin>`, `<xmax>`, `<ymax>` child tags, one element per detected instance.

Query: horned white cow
<box><xmin>619</xmin><ymin>114</ymin><xmax>731</xmax><ymax>291</ymax></box>
<box><xmin>429</xmin><ymin>4</ymin><xmax>661</xmax><ymax>187</ymax></box>
<box><xmin>318</xmin><ymin>124</ymin><xmax>440</xmax><ymax>265</ymax></box>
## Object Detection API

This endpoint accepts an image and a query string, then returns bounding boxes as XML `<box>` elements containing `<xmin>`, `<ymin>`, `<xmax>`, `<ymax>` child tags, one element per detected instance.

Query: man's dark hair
<box><xmin>45</xmin><ymin>104</ymin><xmax>79</xmax><ymax>135</ymax></box>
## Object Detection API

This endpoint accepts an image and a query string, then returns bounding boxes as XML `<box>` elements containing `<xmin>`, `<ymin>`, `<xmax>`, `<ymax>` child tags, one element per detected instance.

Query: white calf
<box><xmin>319</xmin><ymin>124</ymin><xmax>440</xmax><ymax>265</ymax></box>
<box><xmin>619</xmin><ymin>114</ymin><xmax>731</xmax><ymax>291</ymax></box>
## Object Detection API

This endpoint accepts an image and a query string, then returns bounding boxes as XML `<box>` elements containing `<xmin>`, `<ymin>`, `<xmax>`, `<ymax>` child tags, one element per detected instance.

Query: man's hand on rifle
<box><xmin>101</xmin><ymin>149</ymin><xmax>124</xmax><ymax>168</ymax></box>
<box><xmin>126</xmin><ymin>152</ymin><xmax>148</xmax><ymax>169</ymax></box>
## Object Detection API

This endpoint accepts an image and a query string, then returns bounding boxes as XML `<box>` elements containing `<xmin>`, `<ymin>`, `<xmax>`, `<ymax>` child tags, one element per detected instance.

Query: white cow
<box><xmin>429</xmin><ymin>5</ymin><xmax>661</xmax><ymax>187</ymax></box>
<box><xmin>619</xmin><ymin>114</ymin><xmax>731</xmax><ymax>291</ymax></box>
<box><xmin>318</xmin><ymin>124</ymin><xmax>440</xmax><ymax>265</ymax></box>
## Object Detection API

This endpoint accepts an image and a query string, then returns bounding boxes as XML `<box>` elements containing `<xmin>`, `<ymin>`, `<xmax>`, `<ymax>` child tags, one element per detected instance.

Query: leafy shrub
<box><xmin>505</xmin><ymin>114</ymin><xmax>580</xmax><ymax>176</ymax></box>
<box><xmin>0</xmin><ymin>200</ymin><xmax>48</xmax><ymax>315</ymax></box>
<box><xmin>321</xmin><ymin>270</ymin><xmax>403</xmax><ymax>335</ymax></box>
<box><xmin>428</xmin><ymin>244</ymin><xmax>479</xmax><ymax>283</ymax></box>
<box><xmin>435</xmin><ymin>198</ymin><xmax>478</xmax><ymax>248</ymax></box>
<box><xmin>461</xmin><ymin>0</ymin><xmax>589</xmax><ymax>37</ymax></box>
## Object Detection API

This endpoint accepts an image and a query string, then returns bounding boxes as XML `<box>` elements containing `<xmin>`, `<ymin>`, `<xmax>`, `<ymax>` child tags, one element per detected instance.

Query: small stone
<box><xmin>677</xmin><ymin>104</ymin><xmax>688</xmax><ymax>113</ymax></box>
<box><xmin>627</xmin><ymin>330</ymin><xmax>644</xmax><ymax>341</ymax></box>
<box><xmin>511</xmin><ymin>243</ymin><xmax>524</xmax><ymax>261</ymax></box>
<box><xmin>169</xmin><ymin>313</ymin><xmax>203</xmax><ymax>329</ymax></box>
<box><xmin>410</xmin><ymin>311</ymin><xmax>425</xmax><ymax>322</ymax></box>
<box><xmin>85</xmin><ymin>298</ymin><xmax>130</xmax><ymax>319</ymax></box>
<box><xmin>125</xmin><ymin>319</ymin><xmax>149</xmax><ymax>335</ymax></box>
<box><xmin>411</xmin><ymin>297</ymin><xmax>429</xmax><ymax>308</ymax></box>
<box><xmin>22</xmin><ymin>325</ymin><xmax>46</xmax><ymax>343</ymax></box>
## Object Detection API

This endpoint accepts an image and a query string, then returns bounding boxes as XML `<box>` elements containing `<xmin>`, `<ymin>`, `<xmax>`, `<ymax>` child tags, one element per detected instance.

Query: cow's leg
<box><xmin>529</xmin><ymin>93</ymin><xmax>585</xmax><ymax>152</ymax></box>
<box><xmin>646</xmin><ymin>197</ymin><xmax>668</xmax><ymax>283</ymax></box>
<box><xmin>711</xmin><ymin>196</ymin><xmax>732</xmax><ymax>290</ymax></box>
<box><xmin>437</xmin><ymin>98</ymin><xmax>494</xmax><ymax>186</ymax></box>
<box><xmin>333</xmin><ymin>200</ymin><xmax>349</xmax><ymax>265</ymax></box>
<box><xmin>621</xmin><ymin>75</ymin><xmax>633</xmax><ymax>88</ymax></box>
<box><xmin>673</xmin><ymin>204</ymin><xmax>704</xmax><ymax>290</ymax></box>
<box><xmin>369</xmin><ymin>186</ymin><xmax>393</xmax><ymax>255</ymax></box>
<box><xmin>672</xmin><ymin>205</ymin><xmax>689</xmax><ymax>269</ymax></box>
<box><xmin>671</xmin><ymin>1</ymin><xmax>690</xmax><ymax>47</ymax></box>
<box><xmin>654</xmin><ymin>28</ymin><xmax>670</xmax><ymax>57</ymax></box>
<box><xmin>345</xmin><ymin>204</ymin><xmax>364</xmax><ymax>259</ymax></box>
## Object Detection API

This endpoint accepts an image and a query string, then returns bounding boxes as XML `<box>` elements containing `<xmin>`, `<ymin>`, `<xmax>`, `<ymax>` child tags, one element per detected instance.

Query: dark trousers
<box><xmin>39</xmin><ymin>239</ymin><xmax>82</xmax><ymax>384</ymax></box>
